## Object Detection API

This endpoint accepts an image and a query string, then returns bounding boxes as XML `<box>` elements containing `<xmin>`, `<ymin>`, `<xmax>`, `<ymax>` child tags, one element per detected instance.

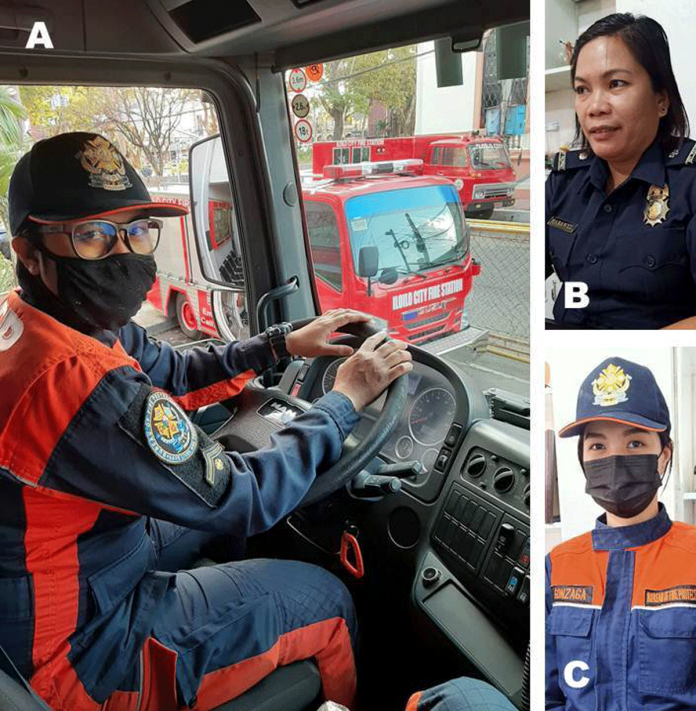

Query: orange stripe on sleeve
<box><xmin>172</xmin><ymin>370</ymin><xmax>256</xmax><ymax>411</ymax></box>
<box><xmin>406</xmin><ymin>690</ymin><xmax>423</xmax><ymax>711</ymax></box>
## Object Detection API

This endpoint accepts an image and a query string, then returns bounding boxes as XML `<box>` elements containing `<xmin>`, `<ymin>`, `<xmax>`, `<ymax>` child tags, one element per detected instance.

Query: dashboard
<box><xmin>272</xmin><ymin>346</ymin><xmax>529</xmax><ymax>707</ymax></box>
<box><xmin>304</xmin><ymin>358</ymin><xmax>458</xmax><ymax>487</ymax></box>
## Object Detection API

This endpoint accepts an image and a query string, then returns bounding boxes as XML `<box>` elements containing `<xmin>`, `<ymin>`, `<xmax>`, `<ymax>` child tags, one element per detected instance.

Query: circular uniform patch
<box><xmin>144</xmin><ymin>392</ymin><xmax>198</xmax><ymax>464</ymax></box>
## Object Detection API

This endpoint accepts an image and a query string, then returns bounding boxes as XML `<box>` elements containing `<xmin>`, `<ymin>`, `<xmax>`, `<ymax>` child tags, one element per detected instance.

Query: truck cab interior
<box><xmin>0</xmin><ymin>0</ymin><xmax>530</xmax><ymax>709</ymax></box>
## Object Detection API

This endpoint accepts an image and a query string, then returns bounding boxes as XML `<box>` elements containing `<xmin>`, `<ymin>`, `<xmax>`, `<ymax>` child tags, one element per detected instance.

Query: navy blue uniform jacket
<box><xmin>0</xmin><ymin>291</ymin><xmax>358</xmax><ymax>710</ymax></box>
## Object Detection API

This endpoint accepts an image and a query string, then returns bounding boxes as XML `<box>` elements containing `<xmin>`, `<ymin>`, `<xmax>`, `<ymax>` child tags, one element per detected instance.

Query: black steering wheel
<box><xmin>210</xmin><ymin>319</ymin><xmax>409</xmax><ymax>507</ymax></box>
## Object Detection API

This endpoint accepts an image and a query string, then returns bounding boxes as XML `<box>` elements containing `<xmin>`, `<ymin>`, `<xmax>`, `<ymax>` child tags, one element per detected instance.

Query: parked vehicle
<box><xmin>149</xmin><ymin>138</ymin><xmax>481</xmax><ymax>344</ymax></box>
<box><xmin>312</xmin><ymin>133</ymin><xmax>516</xmax><ymax>219</ymax></box>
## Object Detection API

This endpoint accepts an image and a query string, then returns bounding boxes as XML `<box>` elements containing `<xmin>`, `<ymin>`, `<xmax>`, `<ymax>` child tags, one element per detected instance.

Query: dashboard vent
<box><xmin>523</xmin><ymin>484</ymin><xmax>530</xmax><ymax>510</ymax></box>
<box><xmin>167</xmin><ymin>0</ymin><xmax>261</xmax><ymax>43</ymax></box>
<box><xmin>493</xmin><ymin>466</ymin><xmax>516</xmax><ymax>493</ymax></box>
<box><xmin>464</xmin><ymin>453</ymin><xmax>486</xmax><ymax>478</ymax></box>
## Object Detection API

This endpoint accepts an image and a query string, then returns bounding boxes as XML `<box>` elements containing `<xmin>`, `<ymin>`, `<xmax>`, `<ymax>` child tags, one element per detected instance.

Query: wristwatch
<box><xmin>265</xmin><ymin>322</ymin><xmax>293</xmax><ymax>360</ymax></box>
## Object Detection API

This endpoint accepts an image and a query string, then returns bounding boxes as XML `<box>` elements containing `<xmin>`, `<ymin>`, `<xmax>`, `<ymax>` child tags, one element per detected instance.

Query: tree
<box><xmin>312</xmin><ymin>46</ymin><xmax>418</xmax><ymax>140</ymax></box>
<box><xmin>349</xmin><ymin>46</ymin><xmax>418</xmax><ymax>137</ymax></box>
<box><xmin>19</xmin><ymin>85</ymin><xmax>199</xmax><ymax>178</ymax></box>
<box><xmin>0</xmin><ymin>86</ymin><xmax>27</xmax><ymax>291</ymax></box>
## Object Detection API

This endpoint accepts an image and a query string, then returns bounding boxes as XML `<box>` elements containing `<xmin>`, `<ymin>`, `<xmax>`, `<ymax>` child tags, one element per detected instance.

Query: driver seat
<box><xmin>0</xmin><ymin>654</ymin><xmax>321</xmax><ymax>711</ymax></box>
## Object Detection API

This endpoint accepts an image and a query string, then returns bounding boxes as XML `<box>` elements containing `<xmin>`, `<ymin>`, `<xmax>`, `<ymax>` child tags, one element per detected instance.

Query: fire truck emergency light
<box><xmin>323</xmin><ymin>159</ymin><xmax>424</xmax><ymax>180</ymax></box>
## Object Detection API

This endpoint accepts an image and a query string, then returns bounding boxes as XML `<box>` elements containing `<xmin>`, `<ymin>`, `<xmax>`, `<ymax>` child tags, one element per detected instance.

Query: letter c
<box><xmin>564</xmin><ymin>660</ymin><xmax>590</xmax><ymax>689</ymax></box>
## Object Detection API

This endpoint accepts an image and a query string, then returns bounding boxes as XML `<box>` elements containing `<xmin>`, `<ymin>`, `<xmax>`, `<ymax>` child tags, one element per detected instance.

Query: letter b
<box><xmin>564</xmin><ymin>282</ymin><xmax>589</xmax><ymax>309</ymax></box>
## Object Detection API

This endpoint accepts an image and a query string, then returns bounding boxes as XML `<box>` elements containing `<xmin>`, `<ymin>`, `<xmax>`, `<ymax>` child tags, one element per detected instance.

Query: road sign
<box><xmin>288</xmin><ymin>68</ymin><xmax>307</xmax><ymax>93</ymax></box>
<box><xmin>291</xmin><ymin>94</ymin><xmax>310</xmax><ymax>119</ymax></box>
<box><xmin>305</xmin><ymin>63</ymin><xmax>324</xmax><ymax>82</ymax></box>
<box><xmin>294</xmin><ymin>119</ymin><xmax>313</xmax><ymax>143</ymax></box>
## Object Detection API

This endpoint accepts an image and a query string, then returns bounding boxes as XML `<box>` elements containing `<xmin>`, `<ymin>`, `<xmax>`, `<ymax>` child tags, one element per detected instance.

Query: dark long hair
<box><xmin>570</xmin><ymin>13</ymin><xmax>689</xmax><ymax>154</ymax></box>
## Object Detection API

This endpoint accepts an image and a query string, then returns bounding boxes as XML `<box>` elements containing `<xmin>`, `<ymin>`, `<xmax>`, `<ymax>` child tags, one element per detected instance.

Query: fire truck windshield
<box><xmin>467</xmin><ymin>142</ymin><xmax>511</xmax><ymax>170</ymax></box>
<box><xmin>345</xmin><ymin>185</ymin><xmax>468</xmax><ymax>275</ymax></box>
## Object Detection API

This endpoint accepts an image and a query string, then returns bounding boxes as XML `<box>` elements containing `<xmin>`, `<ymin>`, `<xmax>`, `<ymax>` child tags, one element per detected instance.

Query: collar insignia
<box><xmin>643</xmin><ymin>184</ymin><xmax>669</xmax><ymax>227</ymax></box>
<box><xmin>78</xmin><ymin>136</ymin><xmax>132</xmax><ymax>191</ymax></box>
<box><xmin>592</xmin><ymin>363</ymin><xmax>631</xmax><ymax>407</ymax></box>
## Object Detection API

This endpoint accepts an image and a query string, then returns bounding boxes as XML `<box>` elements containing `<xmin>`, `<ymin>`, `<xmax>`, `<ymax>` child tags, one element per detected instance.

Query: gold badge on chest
<box><xmin>643</xmin><ymin>184</ymin><xmax>670</xmax><ymax>226</ymax></box>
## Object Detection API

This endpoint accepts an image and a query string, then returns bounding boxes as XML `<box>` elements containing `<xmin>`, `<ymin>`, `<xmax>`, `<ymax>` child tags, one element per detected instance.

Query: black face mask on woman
<box><xmin>583</xmin><ymin>454</ymin><xmax>663</xmax><ymax>519</ymax></box>
<box><xmin>18</xmin><ymin>249</ymin><xmax>156</xmax><ymax>333</ymax></box>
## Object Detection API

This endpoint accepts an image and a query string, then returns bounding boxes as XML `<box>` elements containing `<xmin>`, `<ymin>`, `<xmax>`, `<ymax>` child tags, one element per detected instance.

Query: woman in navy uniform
<box><xmin>546</xmin><ymin>13</ymin><xmax>696</xmax><ymax>329</ymax></box>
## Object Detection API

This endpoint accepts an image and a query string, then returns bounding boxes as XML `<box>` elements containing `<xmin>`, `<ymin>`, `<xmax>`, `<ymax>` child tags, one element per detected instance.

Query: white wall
<box><xmin>547</xmin><ymin>347</ymin><xmax>678</xmax><ymax>542</ymax></box>
<box><xmin>415</xmin><ymin>41</ymin><xmax>478</xmax><ymax>134</ymax></box>
<box><xmin>546</xmin><ymin>0</ymin><xmax>696</xmax><ymax>157</ymax></box>
<box><xmin>615</xmin><ymin>0</ymin><xmax>696</xmax><ymax>142</ymax></box>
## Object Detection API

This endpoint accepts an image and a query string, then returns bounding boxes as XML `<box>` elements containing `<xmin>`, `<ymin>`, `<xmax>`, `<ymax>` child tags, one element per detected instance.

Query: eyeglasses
<box><xmin>34</xmin><ymin>218</ymin><xmax>163</xmax><ymax>260</ymax></box>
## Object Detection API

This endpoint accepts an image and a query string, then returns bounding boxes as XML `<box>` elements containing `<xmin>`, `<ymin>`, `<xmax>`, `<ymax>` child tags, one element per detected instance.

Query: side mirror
<box><xmin>378</xmin><ymin>268</ymin><xmax>399</xmax><ymax>286</ymax></box>
<box><xmin>358</xmin><ymin>246</ymin><xmax>379</xmax><ymax>278</ymax></box>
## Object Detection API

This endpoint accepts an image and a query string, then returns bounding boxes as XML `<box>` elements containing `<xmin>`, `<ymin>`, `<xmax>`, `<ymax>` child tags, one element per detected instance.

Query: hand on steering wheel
<box><xmin>286</xmin><ymin>309</ymin><xmax>372</xmax><ymax>358</ymax></box>
<box><xmin>333</xmin><ymin>331</ymin><xmax>413</xmax><ymax>411</ymax></box>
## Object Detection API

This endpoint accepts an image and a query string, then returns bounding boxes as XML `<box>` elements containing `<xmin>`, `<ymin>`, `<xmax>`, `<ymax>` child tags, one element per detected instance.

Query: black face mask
<box><xmin>583</xmin><ymin>454</ymin><xmax>663</xmax><ymax>519</ymax></box>
<box><xmin>18</xmin><ymin>249</ymin><xmax>156</xmax><ymax>333</ymax></box>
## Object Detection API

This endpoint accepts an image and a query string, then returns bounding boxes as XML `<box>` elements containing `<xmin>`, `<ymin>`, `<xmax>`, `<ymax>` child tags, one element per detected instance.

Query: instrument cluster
<box><xmin>313</xmin><ymin>358</ymin><xmax>458</xmax><ymax>481</ymax></box>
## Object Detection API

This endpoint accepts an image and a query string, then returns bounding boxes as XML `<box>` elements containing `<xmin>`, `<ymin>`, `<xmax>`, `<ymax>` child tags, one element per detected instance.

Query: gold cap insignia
<box><xmin>592</xmin><ymin>363</ymin><xmax>631</xmax><ymax>407</ymax></box>
<box><xmin>77</xmin><ymin>136</ymin><xmax>132</xmax><ymax>191</ymax></box>
<box><xmin>643</xmin><ymin>184</ymin><xmax>669</xmax><ymax>227</ymax></box>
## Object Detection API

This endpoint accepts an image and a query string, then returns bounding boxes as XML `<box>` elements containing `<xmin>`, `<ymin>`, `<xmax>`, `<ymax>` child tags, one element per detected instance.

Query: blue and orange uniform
<box><xmin>0</xmin><ymin>289</ymin><xmax>359</xmax><ymax>711</ymax></box>
<box><xmin>546</xmin><ymin>504</ymin><xmax>696</xmax><ymax>710</ymax></box>
<box><xmin>546</xmin><ymin>139</ymin><xmax>696</xmax><ymax>328</ymax></box>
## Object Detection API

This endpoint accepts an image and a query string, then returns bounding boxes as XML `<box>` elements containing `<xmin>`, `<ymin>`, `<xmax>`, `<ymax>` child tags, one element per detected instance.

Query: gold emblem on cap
<box><xmin>592</xmin><ymin>364</ymin><xmax>631</xmax><ymax>407</ymax></box>
<box><xmin>78</xmin><ymin>136</ymin><xmax>132</xmax><ymax>192</ymax></box>
<box><xmin>643</xmin><ymin>184</ymin><xmax>669</xmax><ymax>226</ymax></box>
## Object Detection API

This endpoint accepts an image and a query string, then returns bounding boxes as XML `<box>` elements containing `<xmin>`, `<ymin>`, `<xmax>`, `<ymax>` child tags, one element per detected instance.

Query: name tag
<box><xmin>552</xmin><ymin>585</ymin><xmax>594</xmax><ymax>605</ymax></box>
<box><xmin>645</xmin><ymin>585</ymin><xmax>696</xmax><ymax>607</ymax></box>
<box><xmin>547</xmin><ymin>216</ymin><xmax>577</xmax><ymax>234</ymax></box>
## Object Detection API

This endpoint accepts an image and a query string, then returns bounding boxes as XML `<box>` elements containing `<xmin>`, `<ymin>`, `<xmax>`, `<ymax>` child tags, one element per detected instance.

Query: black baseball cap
<box><xmin>9</xmin><ymin>132</ymin><xmax>188</xmax><ymax>235</ymax></box>
<box><xmin>559</xmin><ymin>357</ymin><xmax>671</xmax><ymax>438</ymax></box>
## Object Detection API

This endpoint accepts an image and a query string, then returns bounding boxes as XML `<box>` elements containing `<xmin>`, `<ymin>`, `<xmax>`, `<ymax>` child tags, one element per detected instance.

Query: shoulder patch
<box><xmin>144</xmin><ymin>391</ymin><xmax>198</xmax><ymax>464</ymax></box>
<box><xmin>119</xmin><ymin>385</ymin><xmax>232</xmax><ymax>508</ymax></box>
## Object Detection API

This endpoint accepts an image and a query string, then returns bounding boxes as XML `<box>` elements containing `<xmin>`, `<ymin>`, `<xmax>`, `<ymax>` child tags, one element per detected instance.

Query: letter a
<box><xmin>26</xmin><ymin>22</ymin><xmax>53</xmax><ymax>49</ymax></box>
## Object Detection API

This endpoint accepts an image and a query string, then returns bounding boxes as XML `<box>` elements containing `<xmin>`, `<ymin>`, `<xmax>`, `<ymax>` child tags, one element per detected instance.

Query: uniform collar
<box><xmin>592</xmin><ymin>503</ymin><xmax>672</xmax><ymax>551</ymax></box>
<box><xmin>582</xmin><ymin>140</ymin><xmax>666</xmax><ymax>193</ymax></box>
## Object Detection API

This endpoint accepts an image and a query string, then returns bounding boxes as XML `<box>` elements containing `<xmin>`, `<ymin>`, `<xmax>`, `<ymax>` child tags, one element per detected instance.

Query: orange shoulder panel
<box><xmin>0</xmin><ymin>292</ymin><xmax>141</xmax><ymax>485</ymax></box>
<box><xmin>632</xmin><ymin>521</ymin><xmax>696</xmax><ymax>608</ymax></box>
<box><xmin>549</xmin><ymin>531</ymin><xmax>607</xmax><ymax>607</ymax></box>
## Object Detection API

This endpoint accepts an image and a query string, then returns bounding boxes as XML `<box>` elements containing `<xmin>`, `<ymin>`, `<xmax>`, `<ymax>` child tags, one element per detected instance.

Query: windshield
<box><xmin>468</xmin><ymin>142</ymin><xmax>510</xmax><ymax>170</ymax></box>
<box><xmin>345</xmin><ymin>185</ymin><xmax>469</xmax><ymax>275</ymax></box>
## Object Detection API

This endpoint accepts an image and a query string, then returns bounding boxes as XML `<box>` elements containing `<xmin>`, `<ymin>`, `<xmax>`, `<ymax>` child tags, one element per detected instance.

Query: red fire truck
<box><xmin>147</xmin><ymin>136</ymin><xmax>481</xmax><ymax>344</ymax></box>
<box><xmin>312</xmin><ymin>133</ymin><xmax>516</xmax><ymax>219</ymax></box>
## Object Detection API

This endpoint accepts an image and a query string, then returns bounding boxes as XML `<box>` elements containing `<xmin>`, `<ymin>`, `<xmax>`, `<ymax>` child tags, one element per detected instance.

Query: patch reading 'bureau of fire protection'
<box><xmin>547</xmin><ymin>216</ymin><xmax>577</xmax><ymax>234</ymax></box>
<box><xmin>645</xmin><ymin>586</ymin><xmax>696</xmax><ymax>607</ymax></box>
<box><xmin>552</xmin><ymin>585</ymin><xmax>594</xmax><ymax>605</ymax></box>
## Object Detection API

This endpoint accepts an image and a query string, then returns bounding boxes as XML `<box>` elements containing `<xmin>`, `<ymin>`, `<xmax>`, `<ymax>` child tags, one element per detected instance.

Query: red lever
<box><xmin>340</xmin><ymin>531</ymin><xmax>365</xmax><ymax>579</ymax></box>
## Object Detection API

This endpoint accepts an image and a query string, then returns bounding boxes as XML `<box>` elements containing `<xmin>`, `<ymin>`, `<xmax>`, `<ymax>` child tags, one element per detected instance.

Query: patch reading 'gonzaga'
<box><xmin>645</xmin><ymin>586</ymin><xmax>696</xmax><ymax>607</ymax></box>
<box><xmin>552</xmin><ymin>585</ymin><xmax>594</xmax><ymax>605</ymax></box>
<box><xmin>144</xmin><ymin>392</ymin><xmax>198</xmax><ymax>464</ymax></box>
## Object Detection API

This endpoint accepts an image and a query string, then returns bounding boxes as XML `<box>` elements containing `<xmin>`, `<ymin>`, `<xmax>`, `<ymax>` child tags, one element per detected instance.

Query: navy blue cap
<box><xmin>559</xmin><ymin>357</ymin><xmax>670</xmax><ymax>438</ymax></box>
<box><xmin>9</xmin><ymin>132</ymin><xmax>187</xmax><ymax>235</ymax></box>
